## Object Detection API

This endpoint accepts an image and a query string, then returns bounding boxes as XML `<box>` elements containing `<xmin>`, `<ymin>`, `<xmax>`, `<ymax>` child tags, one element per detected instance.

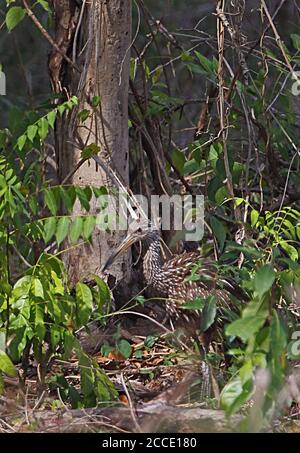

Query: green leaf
<box><xmin>78</xmin><ymin>109</ymin><xmax>90</xmax><ymax>123</ymax></box>
<box><xmin>35</xmin><ymin>304</ymin><xmax>46</xmax><ymax>341</ymax></box>
<box><xmin>281</xmin><ymin>241</ymin><xmax>298</xmax><ymax>261</ymax></box>
<box><xmin>210</xmin><ymin>216</ymin><xmax>226</xmax><ymax>251</ymax></box>
<box><xmin>253</xmin><ymin>265</ymin><xmax>275</xmax><ymax>298</ymax></box>
<box><xmin>69</xmin><ymin>217</ymin><xmax>83</xmax><ymax>244</ymax></box>
<box><xmin>47</xmin><ymin>111</ymin><xmax>57</xmax><ymax>129</ymax></box>
<box><xmin>81</xmin><ymin>143</ymin><xmax>100</xmax><ymax>160</ymax></box>
<box><xmin>93</xmin><ymin>276</ymin><xmax>111</xmax><ymax>314</ymax></box>
<box><xmin>117</xmin><ymin>339</ymin><xmax>132</xmax><ymax>359</ymax></box>
<box><xmin>0</xmin><ymin>351</ymin><xmax>17</xmax><ymax>377</ymax></box>
<box><xmin>75</xmin><ymin>187</ymin><xmax>90</xmax><ymax>211</ymax></box>
<box><xmin>56</xmin><ymin>217</ymin><xmax>70</xmax><ymax>245</ymax></box>
<box><xmin>270</xmin><ymin>310</ymin><xmax>287</xmax><ymax>357</ymax></box>
<box><xmin>0</xmin><ymin>375</ymin><xmax>4</xmax><ymax>394</ymax></box>
<box><xmin>171</xmin><ymin>149</ymin><xmax>186</xmax><ymax>175</ymax></box>
<box><xmin>50</xmin><ymin>270</ymin><xmax>64</xmax><ymax>296</ymax></box>
<box><xmin>44</xmin><ymin>189</ymin><xmax>58</xmax><ymax>215</ymax></box>
<box><xmin>83</xmin><ymin>216</ymin><xmax>96</xmax><ymax>240</ymax></box>
<box><xmin>291</xmin><ymin>33</ymin><xmax>300</xmax><ymax>50</ymax></box>
<box><xmin>251</xmin><ymin>209</ymin><xmax>259</xmax><ymax>227</ymax></box>
<box><xmin>76</xmin><ymin>282</ymin><xmax>93</xmax><ymax>326</ymax></box>
<box><xmin>195</xmin><ymin>50</ymin><xmax>215</xmax><ymax>74</ymax></box>
<box><xmin>94</xmin><ymin>367</ymin><xmax>118</xmax><ymax>402</ymax></box>
<box><xmin>226</xmin><ymin>315</ymin><xmax>267</xmax><ymax>342</ymax></box>
<box><xmin>6</xmin><ymin>6</ymin><xmax>26</xmax><ymax>32</ymax></box>
<box><xmin>43</xmin><ymin>217</ymin><xmax>57</xmax><ymax>243</ymax></box>
<box><xmin>181</xmin><ymin>297</ymin><xmax>206</xmax><ymax>310</ymax></box>
<box><xmin>38</xmin><ymin>117</ymin><xmax>49</xmax><ymax>140</ymax></box>
<box><xmin>31</xmin><ymin>278</ymin><xmax>44</xmax><ymax>298</ymax></box>
<box><xmin>201</xmin><ymin>296</ymin><xmax>217</xmax><ymax>332</ymax></box>
<box><xmin>144</xmin><ymin>335</ymin><xmax>159</xmax><ymax>349</ymax></box>
<box><xmin>37</xmin><ymin>0</ymin><xmax>51</xmax><ymax>11</ymax></box>
<box><xmin>91</xmin><ymin>96</ymin><xmax>101</xmax><ymax>107</ymax></box>
<box><xmin>17</xmin><ymin>134</ymin><xmax>27</xmax><ymax>151</ymax></box>
<box><xmin>0</xmin><ymin>332</ymin><xmax>6</xmax><ymax>352</ymax></box>
<box><xmin>27</xmin><ymin>124</ymin><xmax>38</xmax><ymax>142</ymax></box>
<box><xmin>220</xmin><ymin>376</ymin><xmax>252</xmax><ymax>414</ymax></box>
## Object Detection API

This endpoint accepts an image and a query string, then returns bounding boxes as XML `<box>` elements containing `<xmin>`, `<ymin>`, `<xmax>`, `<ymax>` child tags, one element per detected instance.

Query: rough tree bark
<box><xmin>50</xmin><ymin>0</ymin><xmax>132</xmax><ymax>287</ymax></box>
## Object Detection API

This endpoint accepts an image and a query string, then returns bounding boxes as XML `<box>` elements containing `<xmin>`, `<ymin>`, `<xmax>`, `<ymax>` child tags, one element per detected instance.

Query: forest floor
<box><xmin>1</xmin><ymin>307</ymin><xmax>300</xmax><ymax>433</ymax></box>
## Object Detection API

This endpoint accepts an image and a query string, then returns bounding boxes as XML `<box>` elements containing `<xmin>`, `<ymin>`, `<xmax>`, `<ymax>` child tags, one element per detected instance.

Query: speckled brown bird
<box><xmin>102</xmin><ymin>218</ymin><xmax>246</xmax><ymax>398</ymax></box>
<box><xmin>102</xmin><ymin>219</ymin><xmax>244</xmax><ymax>327</ymax></box>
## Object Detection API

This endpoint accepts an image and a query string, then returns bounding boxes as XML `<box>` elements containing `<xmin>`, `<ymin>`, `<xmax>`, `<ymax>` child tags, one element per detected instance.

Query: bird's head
<box><xmin>101</xmin><ymin>218</ymin><xmax>160</xmax><ymax>272</ymax></box>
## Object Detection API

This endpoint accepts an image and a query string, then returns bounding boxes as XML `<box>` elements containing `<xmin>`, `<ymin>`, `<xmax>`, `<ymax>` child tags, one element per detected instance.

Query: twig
<box><xmin>120</xmin><ymin>373</ymin><xmax>141</xmax><ymax>433</ymax></box>
<box><xmin>22</xmin><ymin>0</ymin><xmax>80</xmax><ymax>73</ymax></box>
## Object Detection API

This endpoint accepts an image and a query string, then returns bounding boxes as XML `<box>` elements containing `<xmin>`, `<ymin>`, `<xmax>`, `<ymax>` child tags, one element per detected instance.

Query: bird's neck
<box><xmin>143</xmin><ymin>236</ymin><xmax>163</xmax><ymax>287</ymax></box>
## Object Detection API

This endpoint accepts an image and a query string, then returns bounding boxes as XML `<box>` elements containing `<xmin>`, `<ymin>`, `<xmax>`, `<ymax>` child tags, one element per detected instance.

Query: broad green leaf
<box><xmin>0</xmin><ymin>332</ymin><xmax>5</xmax><ymax>352</ymax></box>
<box><xmin>76</xmin><ymin>282</ymin><xmax>93</xmax><ymax>326</ymax></box>
<box><xmin>43</xmin><ymin>217</ymin><xmax>57</xmax><ymax>243</ymax></box>
<box><xmin>17</xmin><ymin>134</ymin><xmax>27</xmax><ymax>151</ymax></box>
<box><xmin>78</xmin><ymin>352</ymin><xmax>95</xmax><ymax>401</ymax></box>
<box><xmin>201</xmin><ymin>296</ymin><xmax>217</xmax><ymax>332</ymax></box>
<box><xmin>47</xmin><ymin>111</ymin><xmax>57</xmax><ymax>129</ymax></box>
<box><xmin>91</xmin><ymin>96</ymin><xmax>101</xmax><ymax>107</ymax></box>
<box><xmin>83</xmin><ymin>216</ymin><xmax>96</xmax><ymax>240</ymax></box>
<box><xmin>181</xmin><ymin>297</ymin><xmax>206</xmax><ymax>310</ymax></box>
<box><xmin>291</xmin><ymin>33</ymin><xmax>300</xmax><ymax>50</ymax></box>
<box><xmin>37</xmin><ymin>0</ymin><xmax>51</xmax><ymax>11</ymax></box>
<box><xmin>270</xmin><ymin>310</ymin><xmax>287</xmax><ymax>357</ymax></box>
<box><xmin>117</xmin><ymin>339</ymin><xmax>132</xmax><ymax>359</ymax></box>
<box><xmin>27</xmin><ymin>124</ymin><xmax>38</xmax><ymax>142</ymax></box>
<box><xmin>6</xmin><ymin>6</ymin><xmax>26</xmax><ymax>32</ymax></box>
<box><xmin>215</xmin><ymin>186</ymin><xmax>229</xmax><ymax>205</ymax></box>
<box><xmin>93</xmin><ymin>276</ymin><xmax>111</xmax><ymax>314</ymax></box>
<box><xmin>171</xmin><ymin>149</ymin><xmax>186</xmax><ymax>175</ymax></box>
<box><xmin>253</xmin><ymin>265</ymin><xmax>275</xmax><ymax>298</ymax></box>
<box><xmin>56</xmin><ymin>217</ymin><xmax>70</xmax><ymax>245</ymax></box>
<box><xmin>50</xmin><ymin>270</ymin><xmax>64</xmax><ymax>296</ymax></box>
<box><xmin>78</xmin><ymin>109</ymin><xmax>90</xmax><ymax>123</ymax></box>
<box><xmin>38</xmin><ymin>117</ymin><xmax>49</xmax><ymax>140</ymax></box>
<box><xmin>210</xmin><ymin>216</ymin><xmax>226</xmax><ymax>251</ymax></box>
<box><xmin>220</xmin><ymin>376</ymin><xmax>252</xmax><ymax>414</ymax></box>
<box><xmin>44</xmin><ymin>189</ymin><xmax>58</xmax><ymax>215</ymax></box>
<box><xmin>0</xmin><ymin>351</ymin><xmax>17</xmax><ymax>377</ymax></box>
<box><xmin>50</xmin><ymin>326</ymin><xmax>61</xmax><ymax>349</ymax></box>
<box><xmin>69</xmin><ymin>217</ymin><xmax>83</xmax><ymax>243</ymax></box>
<box><xmin>81</xmin><ymin>143</ymin><xmax>100</xmax><ymax>160</ymax></box>
<box><xmin>144</xmin><ymin>335</ymin><xmax>159</xmax><ymax>349</ymax></box>
<box><xmin>31</xmin><ymin>278</ymin><xmax>44</xmax><ymax>298</ymax></box>
<box><xmin>281</xmin><ymin>241</ymin><xmax>298</xmax><ymax>261</ymax></box>
<box><xmin>251</xmin><ymin>209</ymin><xmax>259</xmax><ymax>227</ymax></box>
<box><xmin>195</xmin><ymin>50</ymin><xmax>215</xmax><ymax>74</ymax></box>
<box><xmin>75</xmin><ymin>187</ymin><xmax>90</xmax><ymax>211</ymax></box>
<box><xmin>226</xmin><ymin>315</ymin><xmax>267</xmax><ymax>342</ymax></box>
<box><xmin>35</xmin><ymin>303</ymin><xmax>46</xmax><ymax>340</ymax></box>
<box><xmin>94</xmin><ymin>368</ymin><xmax>118</xmax><ymax>402</ymax></box>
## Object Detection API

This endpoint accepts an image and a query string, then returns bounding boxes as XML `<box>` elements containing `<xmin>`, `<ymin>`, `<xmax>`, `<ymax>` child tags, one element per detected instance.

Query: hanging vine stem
<box><xmin>216</xmin><ymin>0</ymin><xmax>237</xmax><ymax>219</ymax></box>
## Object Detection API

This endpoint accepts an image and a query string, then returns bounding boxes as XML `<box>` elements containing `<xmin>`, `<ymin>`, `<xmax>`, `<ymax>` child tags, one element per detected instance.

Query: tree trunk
<box><xmin>51</xmin><ymin>0</ymin><xmax>132</xmax><ymax>287</ymax></box>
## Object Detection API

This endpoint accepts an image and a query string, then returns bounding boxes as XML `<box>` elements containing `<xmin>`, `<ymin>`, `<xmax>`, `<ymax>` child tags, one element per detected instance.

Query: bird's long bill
<box><xmin>101</xmin><ymin>235</ymin><xmax>136</xmax><ymax>272</ymax></box>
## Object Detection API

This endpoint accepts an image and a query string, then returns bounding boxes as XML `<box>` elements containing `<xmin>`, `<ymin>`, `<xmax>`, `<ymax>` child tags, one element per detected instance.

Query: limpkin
<box><xmin>102</xmin><ymin>218</ymin><xmax>245</xmax><ymax>339</ymax></box>
<box><xmin>102</xmin><ymin>218</ymin><xmax>246</xmax><ymax>397</ymax></box>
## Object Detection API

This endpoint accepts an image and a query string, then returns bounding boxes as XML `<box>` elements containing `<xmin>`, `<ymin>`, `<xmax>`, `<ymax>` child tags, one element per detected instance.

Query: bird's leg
<box><xmin>197</xmin><ymin>326</ymin><xmax>216</xmax><ymax>402</ymax></box>
<box><xmin>199</xmin><ymin>346</ymin><xmax>211</xmax><ymax>402</ymax></box>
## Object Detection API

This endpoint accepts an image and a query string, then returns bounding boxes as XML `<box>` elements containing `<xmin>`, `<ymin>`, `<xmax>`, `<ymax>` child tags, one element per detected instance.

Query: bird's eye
<box><xmin>137</xmin><ymin>227</ymin><xmax>142</xmax><ymax>233</ymax></box>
